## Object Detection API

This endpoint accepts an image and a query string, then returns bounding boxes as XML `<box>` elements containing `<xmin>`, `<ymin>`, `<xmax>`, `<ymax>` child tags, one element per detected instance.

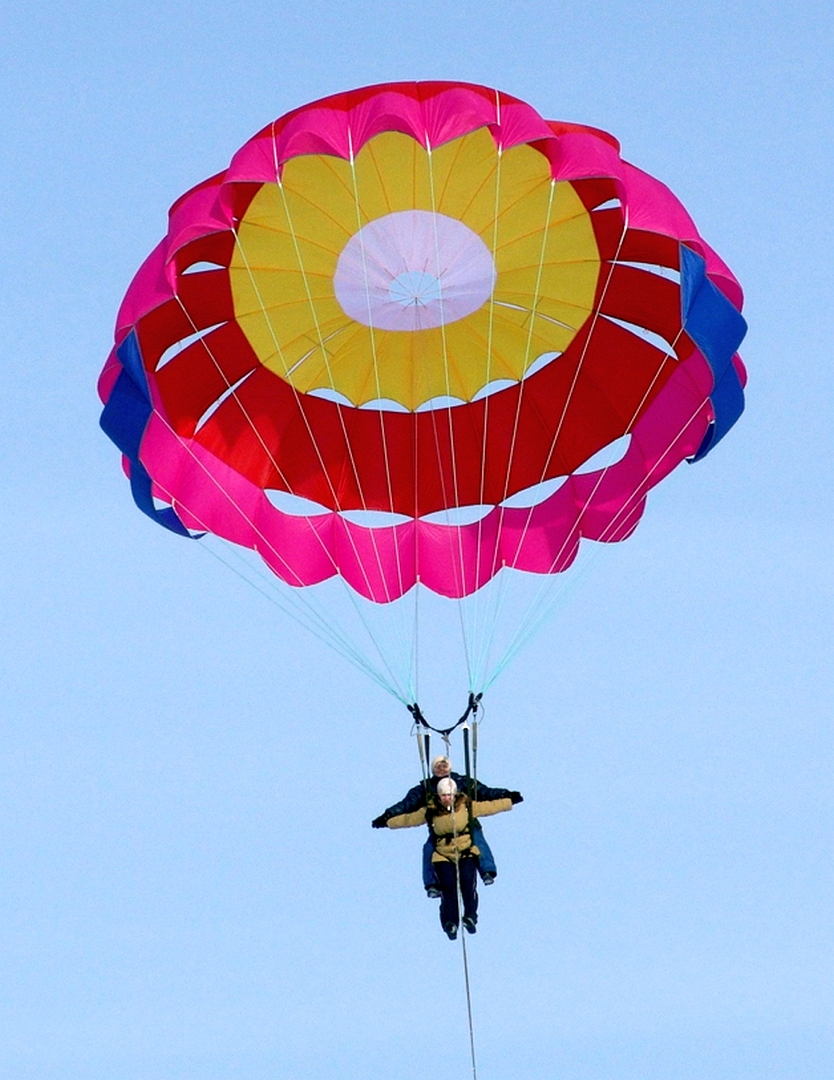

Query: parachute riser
<box><xmin>462</xmin><ymin>723</ymin><xmax>477</xmax><ymax>835</ymax></box>
<box><xmin>414</xmin><ymin>722</ymin><xmax>431</xmax><ymax>801</ymax></box>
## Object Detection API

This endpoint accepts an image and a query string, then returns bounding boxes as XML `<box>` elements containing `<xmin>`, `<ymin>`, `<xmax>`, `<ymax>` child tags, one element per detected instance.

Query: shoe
<box><xmin>444</xmin><ymin>923</ymin><xmax>458</xmax><ymax>940</ymax></box>
<box><xmin>426</xmin><ymin>886</ymin><xmax>441</xmax><ymax>899</ymax></box>
<box><xmin>481</xmin><ymin>872</ymin><xmax>496</xmax><ymax>886</ymax></box>
<box><xmin>462</xmin><ymin>916</ymin><xmax>477</xmax><ymax>934</ymax></box>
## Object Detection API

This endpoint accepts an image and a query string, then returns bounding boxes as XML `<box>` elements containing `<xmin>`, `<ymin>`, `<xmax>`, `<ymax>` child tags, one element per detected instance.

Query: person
<box><xmin>384</xmin><ymin>777</ymin><xmax>520</xmax><ymax>938</ymax></box>
<box><xmin>371</xmin><ymin>755</ymin><xmax>521</xmax><ymax>894</ymax></box>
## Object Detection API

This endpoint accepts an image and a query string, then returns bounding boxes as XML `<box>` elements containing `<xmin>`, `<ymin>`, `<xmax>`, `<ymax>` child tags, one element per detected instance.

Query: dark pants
<box><xmin>435</xmin><ymin>858</ymin><xmax>478</xmax><ymax>930</ymax></box>
<box><xmin>422</xmin><ymin>824</ymin><xmax>496</xmax><ymax>888</ymax></box>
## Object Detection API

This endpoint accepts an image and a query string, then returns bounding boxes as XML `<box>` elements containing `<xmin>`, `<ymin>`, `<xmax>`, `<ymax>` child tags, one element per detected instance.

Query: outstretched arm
<box><xmin>471</xmin><ymin>779</ymin><xmax>522</xmax><ymax>802</ymax></box>
<box><xmin>386</xmin><ymin>807</ymin><xmax>429</xmax><ymax>829</ymax></box>
<box><xmin>451</xmin><ymin>772</ymin><xmax>521</xmax><ymax>803</ymax></box>
<box><xmin>371</xmin><ymin>782</ymin><xmax>429</xmax><ymax>828</ymax></box>
<box><xmin>470</xmin><ymin>797</ymin><xmax>514</xmax><ymax>818</ymax></box>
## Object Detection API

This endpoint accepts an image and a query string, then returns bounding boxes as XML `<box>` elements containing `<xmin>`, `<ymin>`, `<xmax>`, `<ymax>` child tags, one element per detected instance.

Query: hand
<box><xmin>509</xmin><ymin>791</ymin><xmax>523</xmax><ymax>804</ymax></box>
<box><xmin>371</xmin><ymin>815</ymin><xmax>388</xmax><ymax>828</ymax></box>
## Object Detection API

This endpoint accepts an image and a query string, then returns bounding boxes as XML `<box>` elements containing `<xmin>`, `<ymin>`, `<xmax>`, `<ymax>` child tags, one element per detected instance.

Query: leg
<box><xmin>472</xmin><ymin>823</ymin><xmax>497</xmax><ymax>881</ymax></box>
<box><xmin>435</xmin><ymin>861</ymin><xmax>460</xmax><ymax>937</ymax></box>
<box><xmin>459</xmin><ymin>858</ymin><xmax>479</xmax><ymax>931</ymax></box>
<box><xmin>422</xmin><ymin>835</ymin><xmax>440</xmax><ymax>894</ymax></box>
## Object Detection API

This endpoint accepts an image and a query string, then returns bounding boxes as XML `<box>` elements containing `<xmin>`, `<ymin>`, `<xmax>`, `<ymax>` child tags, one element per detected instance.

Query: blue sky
<box><xmin>1</xmin><ymin>2</ymin><xmax>832</xmax><ymax>1078</ymax></box>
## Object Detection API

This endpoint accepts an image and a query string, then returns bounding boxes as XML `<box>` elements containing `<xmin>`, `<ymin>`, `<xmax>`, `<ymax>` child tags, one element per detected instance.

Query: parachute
<box><xmin>99</xmin><ymin>81</ymin><xmax>746</xmax><ymax>705</ymax></box>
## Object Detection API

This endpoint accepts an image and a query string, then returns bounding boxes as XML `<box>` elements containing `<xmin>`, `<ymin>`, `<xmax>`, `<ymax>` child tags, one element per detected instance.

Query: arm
<box><xmin>386</xmin><ymin>807</ymin><xmax>429</xmax><ymax>829</ymax></box>
<box><xmin>371</xmin><ymin>781</ymin><xmax>429</xmax><ymax>828</ymax></box>
<box><xmin>472</xmin><ymin>780</ymin><xmax>513</xmax><ymax>801</ymax></box>
<box><xmin>470</xmin><ymin>797</ymin><xmax>513</xmax><ymax>818</ymax></box>
<box><xmin>451</xmin><ymin>772</ymin><xmax>519</xmax><ymax>803</ymax></box>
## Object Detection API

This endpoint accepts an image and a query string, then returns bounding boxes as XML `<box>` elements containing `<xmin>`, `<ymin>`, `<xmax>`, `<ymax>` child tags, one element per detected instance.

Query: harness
<box><xmin>428</xmin><ymin>800</ymin><xmax>481</xmax><ymax>862</ymax></box>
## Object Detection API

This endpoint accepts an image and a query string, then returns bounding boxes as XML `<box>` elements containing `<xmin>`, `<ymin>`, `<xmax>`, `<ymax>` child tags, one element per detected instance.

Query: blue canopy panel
<box><xmin>679</xmin><ymin>244</ymin><xmax>747</xmax><ymax>462</ymax></box>
<box><xmin>99</xmin><ymin>331</ymin><xmax>192</xmax><ymax>537</ymax></box>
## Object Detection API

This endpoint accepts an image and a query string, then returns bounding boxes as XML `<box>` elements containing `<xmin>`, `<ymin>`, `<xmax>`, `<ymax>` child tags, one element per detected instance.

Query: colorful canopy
<box><xmin>99</xmin><ymin>81</ymin><xmax>746</xmax><ymax>602</ymax></box>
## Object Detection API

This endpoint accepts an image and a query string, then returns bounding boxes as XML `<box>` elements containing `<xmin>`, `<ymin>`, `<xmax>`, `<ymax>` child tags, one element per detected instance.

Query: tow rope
<box><xmin>411</xmin><ymin>693</ymin><xmax>483</xmax><ymax>1079</ymax></box>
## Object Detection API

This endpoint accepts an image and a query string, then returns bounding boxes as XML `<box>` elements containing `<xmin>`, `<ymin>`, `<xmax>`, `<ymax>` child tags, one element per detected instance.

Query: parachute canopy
<box><xmin>99</xmin><ymin>81</ymin><xmax>746</xmax><ymax>607</ymax></box>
